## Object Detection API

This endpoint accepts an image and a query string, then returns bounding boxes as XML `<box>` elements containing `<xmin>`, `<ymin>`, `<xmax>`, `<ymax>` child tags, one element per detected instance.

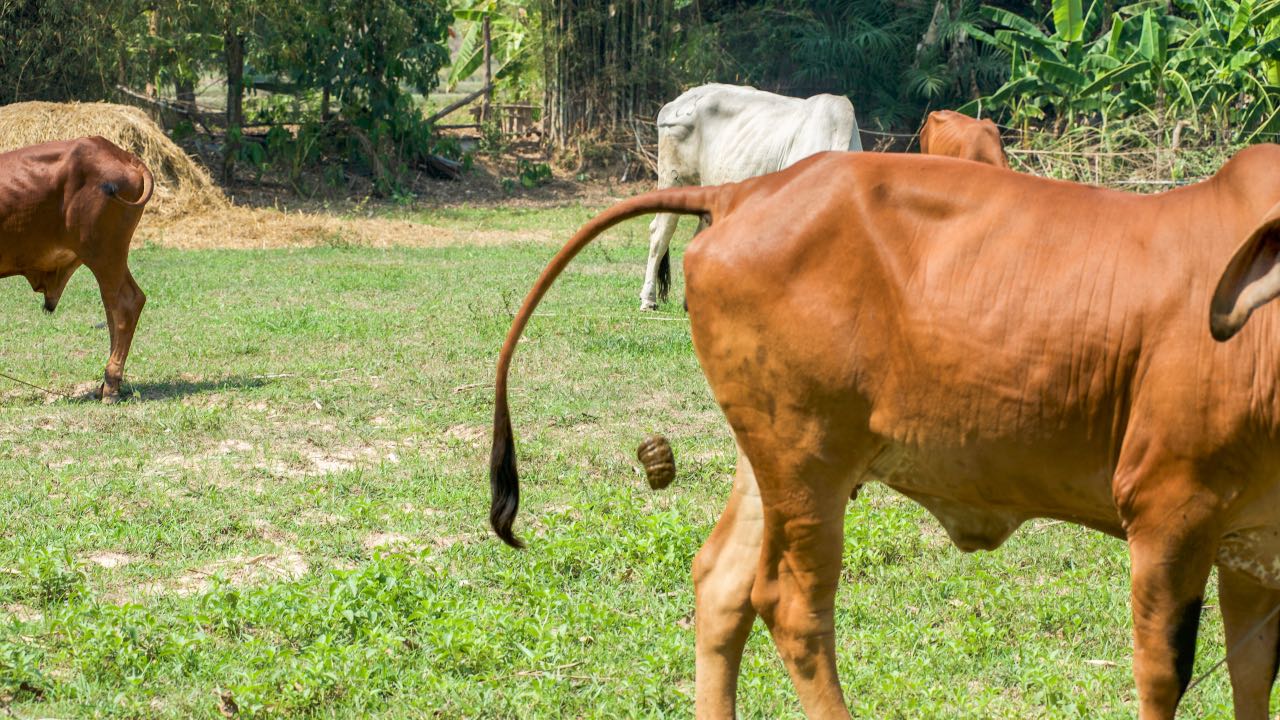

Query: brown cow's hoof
<box><xmin>637</xmin><ymin>434</ymin><xmax>676</xmax><ymax>490</ymax></box>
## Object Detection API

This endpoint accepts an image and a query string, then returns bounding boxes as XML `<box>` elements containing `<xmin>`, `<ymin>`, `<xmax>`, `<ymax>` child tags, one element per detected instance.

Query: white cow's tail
<box><xmin>657</xmin><ymin>249</ymin><xmax>672</xmax><ymax>303</ymax></box>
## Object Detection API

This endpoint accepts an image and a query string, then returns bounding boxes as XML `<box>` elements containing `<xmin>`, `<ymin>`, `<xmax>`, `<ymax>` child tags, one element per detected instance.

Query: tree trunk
<box><xmin>223</xmin><ymin>28</ymin><xmax>245</xmax><ymax>183</ymax></box>
<box><xmin>915</xmin><ymin>0</ymin><xmax>947</xmax><ymax>61</ymax></box>
<box><xmin>175</xmin><ymin>79</ymin><xmax>195</xmax><ymax>108</ymax></box>
<box><xmin>482</xmin><ymin>15</ymin><xmax>492</xmax><ymax>123</ymax></box>
<box><xmin>145</xmin><ymin>6</ymin><xmax>159</xmax><ymax>98</ymax></box>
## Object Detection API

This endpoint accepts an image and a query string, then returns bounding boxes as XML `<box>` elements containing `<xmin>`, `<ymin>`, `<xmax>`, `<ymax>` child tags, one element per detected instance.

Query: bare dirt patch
<box><xmin>302</xmin><ymin>447</ymin><xmax>356</xmax><ymax>474</ymax></box>
<box><xmin>297</xmin><ymin>440</ymin><xmax>400</xmax><ymax>475</ymax></box>
<box><xmin>217</xmin><ymin>439</ymin><xmax>253</xmax><ymax>454</ymax></box>
<box><xmin>2</xmin><ymin>603</ymin><xmax>42</xmax><ymax>623</ymax></box>
<box><xmin>362</xmin><ymin>529</ymin><xmax>477</xmax><ymax>554</ymax></box>
<box><xmin>147</xmin><ymin>433</ymin><xmax>400</xmax><ymax>483</ymax></box>
<box><xmin>83</xmin><ymin>551</ymin><xmax>139</xmax><ymax>569</ymax></box>
<box><xmin>250</xmin><ymin>519</ymin><xmax>293</xmax><ymax>544</ymax></box>
<box><xmin>131</xmin><ymin>550</ymin><xmax>309</xmax><ymax>598</ymax></box>
<box><xmin>444</xmin><ymin>424</ymin><xmax>486</xmax><ymax>444</ymax></box>
<box><xmin>135</xmin><ymin>205</ymin><xmax>567</xmax><ymax>250</ymax></box>
<box><xmin>363</xmin><ymin>532</ymin><xmax>416</xmax><ymax>552</ymax></box>
<box><xmin>299</xmin><ymin>510</ymin><xmax>347</xmax><ymax>526</ymax></box>
<box><xmin>431</xmin><ymin>532</ymin><xmax>481</xmax><ymax>550</ymax></box>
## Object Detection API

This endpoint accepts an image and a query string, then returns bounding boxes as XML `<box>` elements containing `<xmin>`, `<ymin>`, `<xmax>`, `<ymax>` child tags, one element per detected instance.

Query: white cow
<box><xmin>639</xmin><ymin>83</ymin><xmax>862</xmax><ymax>309</ymax></box>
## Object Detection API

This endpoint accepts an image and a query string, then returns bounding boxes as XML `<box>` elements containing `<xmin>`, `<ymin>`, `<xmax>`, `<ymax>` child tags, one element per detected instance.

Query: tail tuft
<box><xmin>489</xmin><ymin>400</ymin><xmax>524</xmax><ymax>548</ymax></box>
<box><xmin>656</xmin><ymin>250</ymin><xmax>671</xmax><ymax>304</ymax></box>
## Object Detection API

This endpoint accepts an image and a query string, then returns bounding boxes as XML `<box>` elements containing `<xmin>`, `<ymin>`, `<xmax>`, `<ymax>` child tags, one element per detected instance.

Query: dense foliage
<box><xmin>977</xmin><ymin>0</ymin><xmax>1280</xmax><ymax>140</ymax></box>
<box><xmin>447</xmin><ymin>0</ymin><xmax>539</xmax><ymax>94</ymax></box>
<box><xmin>6</xmin><ymin>0</ymin><xmax>1280</xmax><ymax>174</ymax></box>
<box><xmin>145</xmin><ymin>0</ymin><xmax>453</xmax><ymax>189</ymax></box>
<box><xmin>0</xmin><ymin>0</ymin><xmax>143</xmax><ymax>103</ymax></box>
<box><xmin>0</xmin><ymin>0</ymin><xmax>452</xmax><ymax>191</ymax></box>
<box><xmin>677</xmin><ymin>0</ymin><xmax>1010</xmax><ymax>130</ymax></box>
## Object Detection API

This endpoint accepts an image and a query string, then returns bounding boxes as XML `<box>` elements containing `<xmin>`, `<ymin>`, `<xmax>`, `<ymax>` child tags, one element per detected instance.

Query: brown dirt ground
<box><xmin>137</xmin><ymin>147</ymin><xmax>652</xmax><ymax>250</ymax></box>
<box><xmin>135</xmin><ymin>204</ymin><xmax>558</xmax><ymax>249</ymax></box>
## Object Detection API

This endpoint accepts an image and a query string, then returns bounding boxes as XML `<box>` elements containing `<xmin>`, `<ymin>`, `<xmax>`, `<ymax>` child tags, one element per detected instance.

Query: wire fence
<box><xmin>631</xmin><ymin>113</ymin><xmax>1254</xmax><ymax>191</ymax></box>
<box><xmin>859</xmin><ymin>125</ymin><xmax>1214</xmax><ymax>189</ymax></box>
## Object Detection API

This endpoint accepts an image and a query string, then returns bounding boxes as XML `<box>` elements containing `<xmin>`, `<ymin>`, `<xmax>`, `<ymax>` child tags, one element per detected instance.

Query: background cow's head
<box><xmin>1211</xmin><ymin>203</ymin><xmax>1280</xmax><ymax>340</ymax></box>
<box><xmin>654</xmin><ymin>91</ymin><xmax>710</xmax><ymax>187</ymax></box>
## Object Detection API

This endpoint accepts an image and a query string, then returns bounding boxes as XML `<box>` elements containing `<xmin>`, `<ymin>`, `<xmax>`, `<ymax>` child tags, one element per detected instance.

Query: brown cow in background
<box><xmin>920</xmin><ymin>109</ymin><xmax>1010</xmax><ymax>168</ymax></box>
<box><xmin>0</xmin><ymin>137</ymin><xmax>153</xmax><ymax>402</ymax></box>
<box><xmin>492</xmin><ymin>145</ymin><xmax>1280</xmax><ymax>719</ymax></box>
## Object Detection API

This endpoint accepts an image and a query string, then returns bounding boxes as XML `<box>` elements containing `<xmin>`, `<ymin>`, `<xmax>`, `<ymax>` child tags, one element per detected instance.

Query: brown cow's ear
<box><xmin>1210</xmin><ymin>206</ymin><xmax>1280</xmax><ymax>341</ymax></box>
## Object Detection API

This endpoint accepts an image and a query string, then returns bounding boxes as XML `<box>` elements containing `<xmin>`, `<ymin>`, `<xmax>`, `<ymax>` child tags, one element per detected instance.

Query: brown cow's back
<box><xmin>0</xmin><ymin>137</ymin><xmax>150</xmax><ymax>273</ymax></box>
<box><xmin>684</xmin><ymin>148</ymin><xmax>1280</xmax><ymax>542</ymax></box>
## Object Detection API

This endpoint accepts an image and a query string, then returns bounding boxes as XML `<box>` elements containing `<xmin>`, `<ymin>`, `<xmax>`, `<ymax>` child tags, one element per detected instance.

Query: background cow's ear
<box><xmin>1210</xmin><ymin>204</ymin><xmax>1280</xmax><ymax>341</ymax></box>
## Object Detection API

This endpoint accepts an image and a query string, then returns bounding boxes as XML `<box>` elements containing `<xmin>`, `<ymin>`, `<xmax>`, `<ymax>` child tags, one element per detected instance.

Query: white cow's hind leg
<box><xmin>694</xmin><ymin>450</ymin><xmax>763</xmax><ymax>719</ymax></box>
<box><xmin>641</xmin><ymin>213</ymin><xmax>680</xmax><ymax>310</ymax></box>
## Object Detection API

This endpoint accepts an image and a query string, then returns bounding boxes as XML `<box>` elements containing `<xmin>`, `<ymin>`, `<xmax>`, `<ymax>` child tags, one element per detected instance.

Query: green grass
<box><xmin>0</xmin><ymin>206</ymin><xmax>1243</xmax><ymax>717</ymax></box>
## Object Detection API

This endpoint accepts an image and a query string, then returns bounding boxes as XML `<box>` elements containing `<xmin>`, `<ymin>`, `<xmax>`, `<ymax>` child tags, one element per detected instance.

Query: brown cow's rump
<box><xmin>0</xmin><ymin>137</ymin><xmax>153</xmax><ymax>401</ymax></box>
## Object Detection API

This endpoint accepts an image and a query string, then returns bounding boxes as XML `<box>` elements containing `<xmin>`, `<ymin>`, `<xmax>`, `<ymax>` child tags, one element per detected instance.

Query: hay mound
<box><xmin>0</xmin><ymin>101</ymin><xmax>226</xmax><ymax>219</ymax></box>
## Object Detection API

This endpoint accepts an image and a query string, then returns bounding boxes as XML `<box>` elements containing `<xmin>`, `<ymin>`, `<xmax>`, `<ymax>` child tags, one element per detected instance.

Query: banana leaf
<box><xmin>1078</xmin><ymin>61</ymin><xmax>1147</xmax><ymax>96</ymax></box>
<box><xmin>1053</xmin><ymin>0</ymin><xmax>1085</xmax><ymax>42</ymax></box>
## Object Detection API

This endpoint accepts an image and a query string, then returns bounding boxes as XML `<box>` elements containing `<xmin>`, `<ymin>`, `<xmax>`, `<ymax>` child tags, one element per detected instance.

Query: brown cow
<box><xmin>919</xmin><ymin>109</ymin><xmax>1010</xmax><ymax>169</ymax></box>
<box><xmin>0</xmin><ymin>137</ymin><xmax>153</xmax><ymax>401</ymax></box>
<box><xmin>491</xmin><ymin>145</ymin><xmax>1280</xmax><ymax>719</ymax></box>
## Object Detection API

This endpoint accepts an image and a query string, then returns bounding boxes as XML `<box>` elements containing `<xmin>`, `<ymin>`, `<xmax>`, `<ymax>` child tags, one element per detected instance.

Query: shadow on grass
<box><xmin>0</xmin><ymin>375</ymin><xmax>278</xmax><ymax>407</ymax></box>
<box><xmin>123</xmin><ymin>376</ymin><xmax>275</xmax><ymax>401</ymax></box>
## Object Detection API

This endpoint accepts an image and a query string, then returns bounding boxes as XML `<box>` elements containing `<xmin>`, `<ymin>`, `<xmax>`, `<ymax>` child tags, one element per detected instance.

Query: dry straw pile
<box><xmin>137</xmin><ymin>206</ymin><xmax>560</xmax><ymax>250</ymax></box>
<box><xmin>0</xmin><ymin>101</ymin><xmax>226</xmax><ymax>219</ymax></box>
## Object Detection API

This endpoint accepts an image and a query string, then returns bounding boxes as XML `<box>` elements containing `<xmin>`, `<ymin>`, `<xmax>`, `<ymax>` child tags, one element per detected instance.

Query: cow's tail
<box><xmin>104</xmin><ymin>157</ymin><xmax>154</xmax><ymax>208</ymax></box>
<box><xmin>656</xmin><ymin>248</ymin><xmax>671</xmax><ymax>304</ymax></box>
<box><xmin>490</xmin><ymin>184</ymin><xmax>726</xmax><ymax>548</ymax></box>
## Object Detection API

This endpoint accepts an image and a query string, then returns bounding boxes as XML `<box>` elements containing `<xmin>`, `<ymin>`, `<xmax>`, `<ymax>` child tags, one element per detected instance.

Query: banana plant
<box><xmin>1169</xmin><ymin>0</ymin><xmax>1280</xmax><ymax>136</ymax></box>
<box><xmin>976</xmin><ymin>0</ymin><xmax>1280</xmax><ymax>137</ymax></box>
<box><xmin>969</xmin><ymin>0</ymin><xmax>1111</xmax><ymax>122</ymax></box>
<box><xmin>444</xmin><ymin>0</ymin><xmax>532</xmax><ymax>92</ymax></box>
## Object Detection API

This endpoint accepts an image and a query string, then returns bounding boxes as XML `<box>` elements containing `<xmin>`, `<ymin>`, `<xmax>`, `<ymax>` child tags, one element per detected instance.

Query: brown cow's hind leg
<box><xmin>1219</xmin><ymin>567</ymin><xmax>1280</xmax><ymax>720</ymax></box>
<box><xmin>694</xmin><ymin>449</ymin><xmax>764</xmax><ymax>719</ymax></box>
<box><xmin>1125</xmin><ymin>481</ymin><xmax>1218</xmax><ymax>720</ymax></box>
<box><xmin>746</xmin><ymin>444</ymin><xmax>854</xmax><ymax>719</ymax></box>
<box><xmin>89</xmin><ymin>263</ymin><xmax>145</xmax><ymax>402</ymax></box>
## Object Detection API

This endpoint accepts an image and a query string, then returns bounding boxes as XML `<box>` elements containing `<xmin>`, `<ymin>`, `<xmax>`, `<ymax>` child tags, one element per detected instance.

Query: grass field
<box><xmin>0</xmin><ymin>205</ymin><xmax>1246</xmax><ymax>718</ymax></box>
